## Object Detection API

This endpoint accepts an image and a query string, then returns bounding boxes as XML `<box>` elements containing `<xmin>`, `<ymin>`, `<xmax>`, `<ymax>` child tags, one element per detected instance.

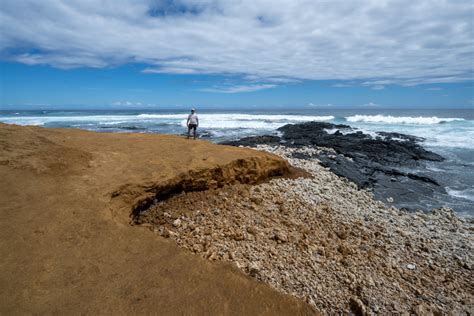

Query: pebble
<box><xmin>273</xmin><ymin>231</ymin><xmax>288</xmax><ymax>243</ymax></box>
<box><xmin>248</xmin><ymin>262</ymin><xmax>260</xmax><ymax>277</ymax></box>
<box><xmin>406</xmin><ymin>264</ymin><xmax>416</xmax><ymax>270</ymax></box>
<box><xmin>247</xmin><ymin>226</ymin><xmax>258</xmax><ymax>235</ymax></box>
<box><xmin>349</xmin><ymin>297</ymin><xmax>367</xmax><ymax>315</ymax></box>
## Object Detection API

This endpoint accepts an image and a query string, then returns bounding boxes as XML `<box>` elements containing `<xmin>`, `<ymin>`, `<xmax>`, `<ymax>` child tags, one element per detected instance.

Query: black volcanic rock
<box><xmin>222</xmin><ymin>121</ymin><xmax>446</xmax><ymax>211</ymax></box>
<box><xmin>276</xmin><ymin>122</ymin><xmax>443</xmax><ymax>164</ymax></box>
<box><xmin>223</xmin><ymin>135</ymin><xmax>281</xmax><ymax>146</ymax></box>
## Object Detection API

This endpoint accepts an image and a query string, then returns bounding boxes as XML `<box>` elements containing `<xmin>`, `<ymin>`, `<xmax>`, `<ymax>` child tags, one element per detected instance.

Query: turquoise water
<box><xmin>1</xmin><ymin>108</ymin><xmax>472</xmax><ymax>216</ymax></box>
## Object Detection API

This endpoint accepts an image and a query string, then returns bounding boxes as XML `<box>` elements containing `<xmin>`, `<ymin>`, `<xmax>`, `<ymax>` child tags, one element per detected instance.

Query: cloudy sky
<box><xmin>1</xmin><ymin>0</ymin><xmax>473</xmax><ymax>109</ymax></box>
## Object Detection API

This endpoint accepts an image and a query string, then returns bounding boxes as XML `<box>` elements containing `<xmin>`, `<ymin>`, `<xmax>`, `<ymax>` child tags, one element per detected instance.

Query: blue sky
<box><xmin>0</xmin><ymin>0</ymin><xmax>473</xmax><ymax>110</ymax></box>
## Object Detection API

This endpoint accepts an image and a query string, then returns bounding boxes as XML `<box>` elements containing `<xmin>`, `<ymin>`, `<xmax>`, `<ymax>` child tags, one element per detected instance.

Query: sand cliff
<box><xmin>0</xmin><ymin>123</ymin><xmax>315</xmax><ymax>315</ymax></box>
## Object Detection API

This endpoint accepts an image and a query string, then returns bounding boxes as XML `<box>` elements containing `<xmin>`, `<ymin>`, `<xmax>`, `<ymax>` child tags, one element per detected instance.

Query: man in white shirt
<box><xmin>187</xmin><ymin>108</ymin><xmax>199</xmax><ymax>139</ymax></box>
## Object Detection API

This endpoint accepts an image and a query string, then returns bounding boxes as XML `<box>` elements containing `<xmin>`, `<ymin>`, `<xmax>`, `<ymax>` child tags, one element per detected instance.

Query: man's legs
<box><xmin>187</xmin><ymin>125</ymin><xmax>197</xmax><ymax>139</ymax></box>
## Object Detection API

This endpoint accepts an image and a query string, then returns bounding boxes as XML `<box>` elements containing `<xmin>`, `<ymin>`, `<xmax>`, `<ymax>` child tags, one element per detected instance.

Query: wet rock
<box><xmin>222</xmin><ymin>135</ymin><xmax>281</xmax><ymax>147</ymax></box>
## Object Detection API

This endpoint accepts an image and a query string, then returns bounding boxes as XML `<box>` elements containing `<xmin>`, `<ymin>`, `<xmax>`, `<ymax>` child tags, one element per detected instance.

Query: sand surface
<box><xmin>0</xmin><ymin>123</ymin><xmax>315</xmax><ymax>315</ymax></box>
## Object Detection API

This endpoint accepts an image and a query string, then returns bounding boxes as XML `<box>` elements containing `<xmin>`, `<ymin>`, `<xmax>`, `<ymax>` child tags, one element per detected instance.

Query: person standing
<box><xmin>187</xmin><ymin>108</ymin><xmax>199</xmax><ymax>139</ymax></box>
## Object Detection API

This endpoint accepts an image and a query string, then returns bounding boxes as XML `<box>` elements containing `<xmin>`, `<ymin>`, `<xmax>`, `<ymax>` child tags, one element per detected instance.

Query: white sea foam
<box><xmin>426</xmin><ymin>165</ymin><xmax>446</xmax><ymax>172</ymax></box>
<box><xmin>324</xmin><ymin>127</ymin><xmax>382</xmax><ymax>139</ymax></box>
<box><xmin>324</xmin><ymin>128</ymin><xmax>350</xmax><ymax>135</ymax></box>
<box><xmin>177</xmin><ymin>114</ymin><xmax>333</xmax><ymax>129</ymax></box>
<box><xmin>0</xmin><ymin>113</ymin><xmax>335</xmax><ymax>130</ymax></box>
<box><xmin>446</xmin><ymin>188</ymin><xmax>474</xmax><ymax>202</ymax></box>
<box><xmin>407</xmin><ymin>124</ymin><xmax>474</xmax><ymax>149</ymax></box>
<box><xmin>138</xmin><ymin>113</ymin><xmax>334</xmax><ymax>122</ymax></box>
<box><xmin>345</xmin><ymin>115</ymin><xmax>464</xmax><ymax>125</ymax></box>
<box><xmin>99</xmin><ymin>120</ymin><xmax>131</xmax><ymax>125</ymax></box>
<box><xmin>0</xmin><ymin>115</ymin><xmax>139</xmax><ymax>126</ymax></box>
<box><xmin>178</xmin><ymin>119</ymin><xmax>284</xmax><ymax>129</ymax></box>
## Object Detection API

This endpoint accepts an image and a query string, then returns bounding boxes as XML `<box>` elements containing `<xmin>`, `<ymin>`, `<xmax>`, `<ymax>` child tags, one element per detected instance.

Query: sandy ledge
<box><xmin>0</xmin><ymin>123</ymin><xmax>315</xmax><ymax>315</ymax></box>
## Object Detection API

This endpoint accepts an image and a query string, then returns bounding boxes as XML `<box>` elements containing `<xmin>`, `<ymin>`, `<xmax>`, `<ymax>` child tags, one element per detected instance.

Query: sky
<box><xmin>0</xmin><ymin>0</ymin><xmax>473</xmax><ymax>110</ymax></box>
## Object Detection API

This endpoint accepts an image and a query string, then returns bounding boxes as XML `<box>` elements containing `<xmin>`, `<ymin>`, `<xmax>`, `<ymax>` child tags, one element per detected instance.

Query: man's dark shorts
<box><xmin>188</xmin><ymin>124</ymin><xmax>197</xmax><ymax>131</ymax></box>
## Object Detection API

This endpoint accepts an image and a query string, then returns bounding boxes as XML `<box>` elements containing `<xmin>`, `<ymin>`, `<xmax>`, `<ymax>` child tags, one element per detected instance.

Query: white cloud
<box><xmin>112</xmin><ymin>100</ymin><xmax>143</xmax><ymax>106</ymax></box>
<box><xmin>243</xmin><ymin>75</ymin><xmax>301</xmax><ymax>84</ymax></box>
<box><xmin>363</xmin><ymin>102</ymin><xmax>380</xmax><ymax>107</ymax></box>
<box><xmin>361</xmin><ymin>81</ymin><xmax>390</xmax><ymax>90</ymax></box>
<box><xmin>198</xmin><ymin>84</ymin><xmax>277</xmax><ymax>93</ymax></box>
<box><xmin>143</xmin><ymin>67</ymin><xmax>199</xmax><ymax>74</ymax></box>
<box><xmin>332</xmin><ymin>83</ymin><xmax>354</xmax><ymax>88</ymax></box>
<box><xmin>307</xmin><ymin>102</ymin><xmax>332</xmax><ymax>107</ymax></box>
<box><xmin>1</xmin><ymin>0</ymin><xmax>473</xmax><ymax>86</ymax></box>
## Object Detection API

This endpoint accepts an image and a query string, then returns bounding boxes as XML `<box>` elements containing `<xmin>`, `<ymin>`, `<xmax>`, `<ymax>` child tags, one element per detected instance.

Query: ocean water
<box><xmin>1</xmin><ymin>108</ymin><xmax>472</xmax><ymax>217</ymax></box>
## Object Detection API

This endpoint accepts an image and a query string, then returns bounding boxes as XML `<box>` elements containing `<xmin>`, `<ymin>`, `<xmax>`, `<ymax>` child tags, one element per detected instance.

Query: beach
<box><xmin>1</xmin><ymin>122</ymin><xmax>472</xmax><ymax>314</ymax></box>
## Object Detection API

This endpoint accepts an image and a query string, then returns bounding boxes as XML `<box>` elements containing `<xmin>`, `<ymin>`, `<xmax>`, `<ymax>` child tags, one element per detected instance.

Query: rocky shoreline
<box><xmin>223</xmin><ymin>122</ymin><xmax>447</xmax><ymax>212</ymax></box>
<box><xmin>136</xmin><ymin>144</ymin><xmax>473</xmax><ymax>314</ymax></box>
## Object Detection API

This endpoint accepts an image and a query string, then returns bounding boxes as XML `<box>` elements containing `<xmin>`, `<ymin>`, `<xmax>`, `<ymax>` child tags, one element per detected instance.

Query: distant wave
<box><xmin>0</xmin><ymin>115</ymin><xmax>138</xmax><ymax>126</ymax></box>
<box><xmin>345</xmin><ymin>115</ymin><xmax>465</xmax><ymax>125</ymax></box>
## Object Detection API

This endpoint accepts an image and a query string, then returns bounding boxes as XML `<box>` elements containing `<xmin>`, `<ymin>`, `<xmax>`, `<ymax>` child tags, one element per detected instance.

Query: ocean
<box><xmin>1</xmin><ymin>108</ymin><xmax>472</xmax><ymax>217</ymax></box>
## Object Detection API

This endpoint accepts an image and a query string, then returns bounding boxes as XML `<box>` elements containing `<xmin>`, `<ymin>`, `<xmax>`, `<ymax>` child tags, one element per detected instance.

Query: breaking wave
<box><xmin>345</xmin><ymin>115</ymin><xmax>464</xmax><ymax>125</ymax></box>
<box><xmin>138</xmin><ymin>113</ymin><xmax>335</xmax><ymax>123</ymax></box>
<box><xmin>0</xmin><ymin>113</ymin><xmax>335</xmax><ymax>130</ymax></box>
